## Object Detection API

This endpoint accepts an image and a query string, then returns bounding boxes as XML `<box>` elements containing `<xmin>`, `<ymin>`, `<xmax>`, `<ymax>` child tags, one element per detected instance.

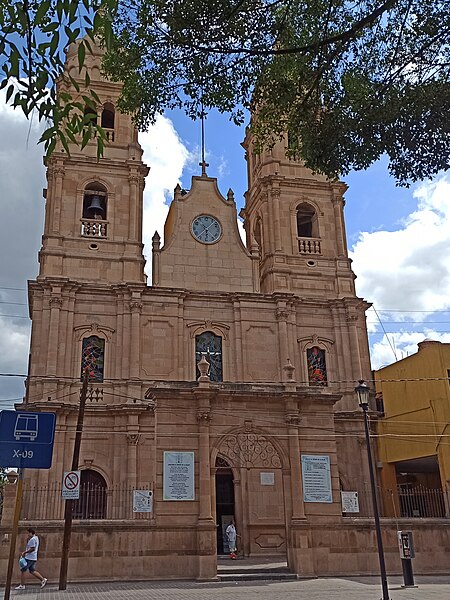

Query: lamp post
<box><xmin>355</xmin><ymin>380</ymin><xmax>390</xmax><ymax>600</ymax></box>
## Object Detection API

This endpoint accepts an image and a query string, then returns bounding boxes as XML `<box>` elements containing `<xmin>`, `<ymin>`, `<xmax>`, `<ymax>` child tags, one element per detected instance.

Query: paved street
<box><xmin>3</xmin><ymin>576</ymin><xmax>450</xmax><ymax>600</ymax></box>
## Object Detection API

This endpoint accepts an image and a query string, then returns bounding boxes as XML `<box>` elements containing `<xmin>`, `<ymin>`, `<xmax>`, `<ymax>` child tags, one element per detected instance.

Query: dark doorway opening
<box><xmin>215</xmin><ymin>457</ymin><xmax>235</xmax><ymax>555</ymax></box>
<box><xmin>72</xmin><ymin>469</ymin><xmax>107</xmax><ymax>519</ymax></box>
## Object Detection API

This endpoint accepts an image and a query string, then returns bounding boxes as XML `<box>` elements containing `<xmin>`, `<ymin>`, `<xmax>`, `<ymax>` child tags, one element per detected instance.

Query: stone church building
<box><xmin>15</xmin><ymin>42</ymin><xmax>385</xmax><ymax>581</ymax></box>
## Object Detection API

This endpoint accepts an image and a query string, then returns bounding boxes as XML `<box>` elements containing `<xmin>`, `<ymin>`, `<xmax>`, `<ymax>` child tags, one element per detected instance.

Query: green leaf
<box><xmin>78</xmin><ymin>41</ymin><xmax>86</xmax><ymax>71</ymax></box>
<box><xmin>5</xmin><ymin>83</ymin><xmax>14</xmax><ymax>103</ymax></box>
<box><xmin>34</xmin><ymin>1</ymin><xmax>51</xmax><ymax>25</ymax></box>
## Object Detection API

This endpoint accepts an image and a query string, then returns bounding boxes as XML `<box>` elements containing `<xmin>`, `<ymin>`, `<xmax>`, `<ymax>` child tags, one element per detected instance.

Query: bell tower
<box><xmin>241</xmin><ymin>130</ymin><xmax>356</xmax><ymax>298</ymax></box>
<box><xmin>38</xmin><ymin>41</ymin><xmax>149</xmax><ymax>284</ymax></box>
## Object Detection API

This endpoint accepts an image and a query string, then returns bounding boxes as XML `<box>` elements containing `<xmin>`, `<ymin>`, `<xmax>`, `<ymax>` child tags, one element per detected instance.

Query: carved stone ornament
<box><xmin>276</xmin><ymin>308</ymin><xmax>290</xmax><ymax>321</ymax></box>
<box><xmin>285</xmin><ymin>413</ymin><xmax>301</xmax><ymax>426</ymax></box>
<box><xmin>197</xmin><ymin>411</ymin><xmax>212</xmax><ymax>423</ymax></box>
<box><xmin>218</xmin><ymin>432</ymin><xmax>282</xmax><ymax>469</ymax></box>
<box><xmin>126</xmin><ymin>433</ymin><xmax>141</xmax><ymax>446</ymax></box>
<box><xmin>197</xmin><ymin>353</ymin><xmax>211</xmax><ymax>382</ymax></box>
<box><xmin>49</xmin><ymin>296</ymin><xmax>63</xmax><ymax>307</ymax></box>
<box><xmin>283</xmin><ymin>358</ymin><xmax>295</xmax><ymax>381</ymax></box>
<box><xmin>74</xmin><ymin>322</ymin><xmax>115</xmax><ymax>341</ymax></box>
<box><xmin>129</xmin><ymin>301</ymin><xmax>143</xmax><ymax>312</ymax></box>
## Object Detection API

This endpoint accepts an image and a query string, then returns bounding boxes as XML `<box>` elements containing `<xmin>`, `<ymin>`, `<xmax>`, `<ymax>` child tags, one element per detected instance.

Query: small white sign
<box><xmin>133</xmin><ymin>489</ymin><xmax>153</xmax><ymax>513</ymax></box>
<box><xmin>260</xmin><ymin>472</ymin><xmax>275</xmax><ymax>486</ymax></box>
<box><xmin>62</xmin><ymin>470</ymin><xmax>81</xmax><ymax>500</ymax></box>
<box><xmin>341</xmin><ymin>491</ymin><xmax>359</xmax><ymax>513</ymax></box>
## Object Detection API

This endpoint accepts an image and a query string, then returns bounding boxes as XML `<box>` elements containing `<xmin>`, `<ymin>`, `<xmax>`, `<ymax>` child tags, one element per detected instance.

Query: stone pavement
<box><xmin>3</xmin><ymin>576</ymin><xmax>450</xmax><ymax>600</ymax></box>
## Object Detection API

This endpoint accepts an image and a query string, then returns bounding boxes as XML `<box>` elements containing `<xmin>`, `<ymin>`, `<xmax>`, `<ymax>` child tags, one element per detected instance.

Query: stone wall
<box><xmin>1</xmin><ymin>519</ymin><xmax>448</xmax><ymax>583</ymax></box>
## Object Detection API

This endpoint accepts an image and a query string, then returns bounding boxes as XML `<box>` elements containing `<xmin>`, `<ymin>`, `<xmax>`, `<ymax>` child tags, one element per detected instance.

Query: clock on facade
<box><xmin>191</xmin><ymin>215</ymin><xmax>222</xmax><ymax>244</ymax></box>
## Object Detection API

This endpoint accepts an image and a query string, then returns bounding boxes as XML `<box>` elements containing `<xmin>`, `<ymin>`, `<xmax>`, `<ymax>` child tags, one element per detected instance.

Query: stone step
<box><xmin>217</xmin><ymin>572</ymin><xmax>298</xmax><ymax>582</ymax></box>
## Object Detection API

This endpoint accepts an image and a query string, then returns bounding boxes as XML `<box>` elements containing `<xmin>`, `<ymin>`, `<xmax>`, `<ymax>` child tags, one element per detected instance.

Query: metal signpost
<box><xmin>0</xmin><ymin>410</ymin><xmax>56</xmax><ymax>600</ymax></box>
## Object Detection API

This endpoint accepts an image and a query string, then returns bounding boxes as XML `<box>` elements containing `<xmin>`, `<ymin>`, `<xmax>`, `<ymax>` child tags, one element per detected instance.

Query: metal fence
<box><xmin>350</xmin><ymin>485</ymin><xmax>448</xmax><ymax>519</ymax></box>
<box><xmin>21</xmin><ymin>482</ymin><xmax>153</xmax><ymax>521</ymax></box>
<box><xmin>17</xmin><ymin>482</ymin><xmax>448</xmax><ymax>521</ymax></box>
<box><xmin>396</xmin><ymin>485</ymin><xmax>447</xmax><ymax>518</ymax></box>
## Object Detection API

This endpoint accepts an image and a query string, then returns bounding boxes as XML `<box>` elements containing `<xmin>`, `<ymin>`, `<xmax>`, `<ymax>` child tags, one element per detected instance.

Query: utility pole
<box><xmin>3</xmin><ymin>468</ymin><xmax>24</xmax><ymax>600</ymax></box>
<box><xmin>58</xmin><ymin>369</ymin><xmax>89</xmax><ymax>590</ymax></box>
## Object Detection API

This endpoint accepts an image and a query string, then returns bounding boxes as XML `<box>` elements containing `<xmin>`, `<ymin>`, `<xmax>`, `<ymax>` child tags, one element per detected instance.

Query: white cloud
<box><xmin>370</xmin><ymin>330</ymin><xmax>450</xmax><ymax>370</ymax></box>
<box><xmin>351</xmin><ymin>174</ymin><xmax>450</xmax><ymax>369</ymax></box>
<box><xmin>139</xmin><ymin>116</ymin><xmax>192</xmax><ymax>277</ymax></box>
<box><xmin>351</xmin><ymin>174</ymin><xmax>450</xmax><ymax>317</ymax></box>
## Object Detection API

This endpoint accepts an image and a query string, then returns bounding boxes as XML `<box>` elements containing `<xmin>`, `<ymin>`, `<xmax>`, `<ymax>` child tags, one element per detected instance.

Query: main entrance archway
<box><xmin>213</xmin><ymin>429</ymin><xmax>287</xmax><ymax>559</ymax></box>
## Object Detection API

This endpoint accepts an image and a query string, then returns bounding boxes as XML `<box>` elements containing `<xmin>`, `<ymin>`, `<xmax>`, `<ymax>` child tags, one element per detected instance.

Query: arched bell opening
<box><xmin>82</xmin><ymin>182</ymin><xmax>108</xmax><ymax>221</ymax></box>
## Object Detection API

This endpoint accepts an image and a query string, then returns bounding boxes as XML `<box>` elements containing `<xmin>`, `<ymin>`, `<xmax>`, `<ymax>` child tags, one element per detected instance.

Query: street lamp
<box><xmin>355</xmin><ymin>380</ymin><xmax>390</xmax><ymax>600</ymax></box>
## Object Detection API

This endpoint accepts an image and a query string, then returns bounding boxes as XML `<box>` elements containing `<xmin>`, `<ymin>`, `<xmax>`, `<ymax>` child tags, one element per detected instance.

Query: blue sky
<box><xmin>1</xmin><ymin>100</ymin><xmax>450</xmax><ymax>409</ymax></box>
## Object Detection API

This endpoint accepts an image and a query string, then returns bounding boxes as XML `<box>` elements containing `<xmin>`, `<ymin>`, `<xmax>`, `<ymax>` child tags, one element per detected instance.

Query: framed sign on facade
<box><xmin>341</xmin><ymin>491</ymin><xmax>360</xmax><ymax>513</ymax></box>
<box><xmin>301</xmin><ymin>454</ymin><xmax>333</xmax><ymax>503</ymax></box>
<box><xmin>163</xmin><ymin>451</ymin><xmax>195</xmax><ymax>500</ymax></box>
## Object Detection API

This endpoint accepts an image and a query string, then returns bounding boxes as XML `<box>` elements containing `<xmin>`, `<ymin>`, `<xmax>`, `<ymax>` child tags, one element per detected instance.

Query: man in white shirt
<box><xmin>226</xmin><ymin>519</ymin><xmax>238</xmax><ymax>559</ymax></box>
<box><xmin>15</xmin><ymin>528</ymin><xmax>47</xmax><ymax>590</ymax></box>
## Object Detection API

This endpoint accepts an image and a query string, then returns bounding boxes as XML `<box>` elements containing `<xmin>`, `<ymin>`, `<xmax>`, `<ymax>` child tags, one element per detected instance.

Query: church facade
<box><xmin>14</xmin><ymin>42</ymin><xmax>389</xmax><ymax>581</ymax></box>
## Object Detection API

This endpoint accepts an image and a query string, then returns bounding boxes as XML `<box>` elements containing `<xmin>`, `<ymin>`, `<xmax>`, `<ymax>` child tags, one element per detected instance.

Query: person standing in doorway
<box><xmin>226</xmin><ymin>519</ymin><xmax>238</xmax><ymax>559</ymax></box>
<box><xmin>15</xmin><ymin>528</ymin><xmax>47</xmax><ymax>590</ymax></box>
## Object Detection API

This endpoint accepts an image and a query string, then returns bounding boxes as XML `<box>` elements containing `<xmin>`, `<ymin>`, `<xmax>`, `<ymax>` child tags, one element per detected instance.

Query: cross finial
<box><xmin>199</xmin><ymin>102</ymin><xmax>209</xmax><ymax>176</ymax></box>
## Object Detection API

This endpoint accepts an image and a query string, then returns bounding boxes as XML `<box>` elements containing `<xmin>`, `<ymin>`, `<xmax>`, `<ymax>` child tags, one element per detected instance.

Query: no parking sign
<box><xmin>62</xmin><ymin>470</ymin><xmax>81</xmax><ymax>499</ymax></box>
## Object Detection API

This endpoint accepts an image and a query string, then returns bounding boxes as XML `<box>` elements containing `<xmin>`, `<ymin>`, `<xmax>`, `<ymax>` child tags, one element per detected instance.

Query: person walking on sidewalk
<box><xmin>15</xmin><ymin>528</ymin><xmax>47</xmax><ymax>590</ymax></box>
<box><xmin>226</xmin><ymin>519</ymin><xmax>238</xmax><ymax>559</ymax></box>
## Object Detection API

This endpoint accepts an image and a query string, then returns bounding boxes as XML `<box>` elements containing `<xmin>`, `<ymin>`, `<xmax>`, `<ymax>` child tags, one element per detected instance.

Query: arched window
<box><xmin>195</xmin><ymin>331</ymin><xmax>223</xmax><ymax>382</ymax></box>
<box><xmin>296</xmin><ymin>203</ymin><xmax>318</xmax><ymax>238</ymax></box>
<box><xmin>82</xmin><ymin>182</ymin><xmax>107</xmax><ymax>221</ymax></box>
<box><xmin>307</xmin><ymin>346</ymin><xmax>327</xmax><ymax>386</ymax></box>
<box><xmin>72</xmin><ymin>470</ymin><xmax>107</xmax><ymax>519</ymax></box>
<box><xmin>101</xmin><ymin>102</ymin><xmax>115</xmax><ymax>141</ymax></box>
<box><xmin>83</xmin><ymin>104</ymin><xmax>97</xmax><ymax>126</ymax></box>
<box><xmin>81</xmin><ymin>336</ymin><xmax>105</xmax><ymax>382</ymax></box>
<box><xmin>253</xmin><ymin>218</ymin><xmax>263</xmax><ymax>255</ymax></box>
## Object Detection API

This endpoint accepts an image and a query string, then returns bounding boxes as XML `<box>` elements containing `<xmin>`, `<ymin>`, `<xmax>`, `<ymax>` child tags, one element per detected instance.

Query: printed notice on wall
<box><xmin>301</xmin><ymin>455</ymin><xmax>333</xmax><ymax>503</ymax></box>
<box><xmin>163</xmin><ymin>451</ymin><xmax>195</xmax><ymax>501</ymax></box>
<box><xmin>133</xmin><ymin>489</ymin><xmax>153</xmax><ymax>513</ymax></box>
<box><xmin>341</xmin><ymin>491</ymin><xmax>359</xmax><ymax>513</ymax></box>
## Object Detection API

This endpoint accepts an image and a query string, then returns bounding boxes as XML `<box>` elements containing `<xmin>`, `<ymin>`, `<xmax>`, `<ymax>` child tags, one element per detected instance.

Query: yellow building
<box><xmin>375</xmin><ymin>340</ymin><xmax>450</xmax><ymax>519</ymax></box>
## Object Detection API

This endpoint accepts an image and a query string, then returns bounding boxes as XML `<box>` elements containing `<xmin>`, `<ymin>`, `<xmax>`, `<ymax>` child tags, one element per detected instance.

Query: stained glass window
<box><xmin>195</xmin><ymin>332</ymin><xmax>223</xmax><ymax>382</ymax></box>
<box><xmin>307</xmin><ymin>346</ymin><xmax>327</xmax><ymax>386</ymax></box>
<box><xmin>81</xmin><ymin>336</ymin><xmax>105</xmax><ymax>382</ymax></box>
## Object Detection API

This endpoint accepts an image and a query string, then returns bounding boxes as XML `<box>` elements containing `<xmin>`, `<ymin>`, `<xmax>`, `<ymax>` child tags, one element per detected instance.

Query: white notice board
<box><xmin>163</xmin><ymin>451</ymin><xmax>195</xmax><ymax>500</ymax></box>
<box><xmin>301</xmin><ymin>455</ymin><xmax>332</xmax><ymax>503</ymax></box>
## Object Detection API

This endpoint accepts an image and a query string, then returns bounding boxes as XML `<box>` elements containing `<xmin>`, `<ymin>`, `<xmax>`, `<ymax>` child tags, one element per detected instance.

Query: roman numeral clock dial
<box><xmin>191</xmin><ymin>215</ymin><xmax>222</xmax><ymax>244</ymax></box>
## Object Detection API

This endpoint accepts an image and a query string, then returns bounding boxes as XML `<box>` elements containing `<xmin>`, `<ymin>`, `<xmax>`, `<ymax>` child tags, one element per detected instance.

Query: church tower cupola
<box><xmin>242</xmin><ymin>129</ymin><xmax>355</xmax><ymax>299</ymax></box>
<box><xmin>38</xmin><ymin>40</ymin><xmax>149</xmax><ymax>284</ymax></box>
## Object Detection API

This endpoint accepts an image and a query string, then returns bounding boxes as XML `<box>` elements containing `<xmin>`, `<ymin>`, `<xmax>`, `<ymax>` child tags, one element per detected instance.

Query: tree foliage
<box><xmin>1</xmin><ymin>0</ymin><xmax>450</xmax><ymax>184</ymax></box>
<box><xmin>0</xmin><ymin>0</ymin><xmax>116</xmax><ymax>157</ymax></box>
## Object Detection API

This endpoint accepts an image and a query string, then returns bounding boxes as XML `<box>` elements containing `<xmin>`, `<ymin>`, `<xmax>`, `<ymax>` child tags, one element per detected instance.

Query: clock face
<box><xmin>191</xmin><ymin>215</ymin><xmax>222</xmax><ymax>244</ymax></box>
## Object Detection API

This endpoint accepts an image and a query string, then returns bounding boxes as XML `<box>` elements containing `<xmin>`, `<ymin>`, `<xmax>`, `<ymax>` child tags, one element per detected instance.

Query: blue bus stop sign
<box><xmin>0</xmin><ymin>410</ymin><xmax>56</xmax><ymax>469</ymax></box>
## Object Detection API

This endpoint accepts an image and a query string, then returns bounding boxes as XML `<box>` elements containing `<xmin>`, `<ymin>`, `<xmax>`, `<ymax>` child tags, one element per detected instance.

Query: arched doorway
<box><xmin>215</xmin><ymin>456</ymin><xmax>235</xmax><ymax>555</ymax></box>
<box><xmin>72</xmin><ymin>469</ymin><xmax>107</xmax><ymax>519</ymax></box>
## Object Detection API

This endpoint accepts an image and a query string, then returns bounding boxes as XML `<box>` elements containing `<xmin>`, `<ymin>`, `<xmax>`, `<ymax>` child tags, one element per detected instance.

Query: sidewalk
<box><xmin>3</xmin><ymin>575</ymin><xmax>450</xmax><ymax>600</ymax></box>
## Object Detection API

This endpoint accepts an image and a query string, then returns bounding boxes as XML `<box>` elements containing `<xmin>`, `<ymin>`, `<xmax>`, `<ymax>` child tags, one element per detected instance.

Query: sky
<box><xmin>1</xmin><ymin>94</ymin><xmax>450</xmax><ymax>410</ymax></box>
